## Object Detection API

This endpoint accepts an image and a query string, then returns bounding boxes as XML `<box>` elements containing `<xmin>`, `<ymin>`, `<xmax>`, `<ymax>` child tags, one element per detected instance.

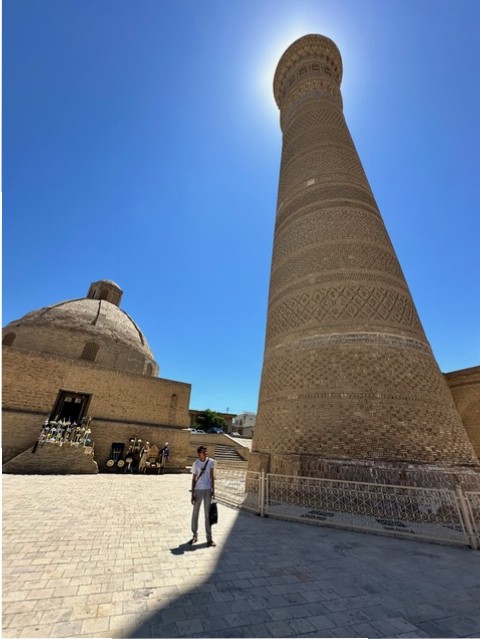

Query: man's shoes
<box><xmin>188</xmin><ymin>535</ymin><xmax>198</xmax><ymax>545</ymax></box>
<box><xmin>207</xmin><ymin>540</ymin><xmax>216</xmax><ymax>547</ymax></box>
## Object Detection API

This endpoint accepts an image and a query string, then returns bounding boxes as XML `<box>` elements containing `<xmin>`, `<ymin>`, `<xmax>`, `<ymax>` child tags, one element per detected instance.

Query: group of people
<box><xmin>122</xmin><ymin>440</ymin><xmax>170</xmax><ymax>474</ymax></box>
<box><xmin>36</xmin><ymin>416</ymin><xmax>93</xmax><ymax>449</ymax></box>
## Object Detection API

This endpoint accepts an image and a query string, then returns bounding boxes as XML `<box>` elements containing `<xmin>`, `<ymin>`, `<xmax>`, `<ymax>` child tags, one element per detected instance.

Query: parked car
<box><xmin>231</xmin><ymin>432</ymin><xmax>241</xmax><ymax>437</ymax></box>
<box><xmin>207</xmin><ymin>427</ymin><xmax>224</xmax><ymax>434</ymax></box>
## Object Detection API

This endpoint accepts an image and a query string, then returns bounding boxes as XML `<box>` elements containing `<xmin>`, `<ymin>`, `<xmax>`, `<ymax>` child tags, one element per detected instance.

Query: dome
<box><xmin>2</xmin><ymin>281</ymin><xmax>159</xmax><ymax>377</ymax></box>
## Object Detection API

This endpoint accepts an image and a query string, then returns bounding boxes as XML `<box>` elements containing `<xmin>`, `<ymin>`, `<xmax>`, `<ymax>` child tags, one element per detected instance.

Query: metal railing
<box><xmin>215</xmin><ymin>468</ymin><xmax>479</xmax><ymax>549</ymax></box>
<box><xmin>465</xmin><ymin>491</ymin><xmax>480</xmax><ymax>548</ymax></box>
<box><xmin>215</xmin><ymin>468</ymin><xmax>262</xmax><ymax>513</ymax></box>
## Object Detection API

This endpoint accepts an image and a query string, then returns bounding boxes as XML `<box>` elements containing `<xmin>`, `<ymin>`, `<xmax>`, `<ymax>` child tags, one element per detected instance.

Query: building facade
<box><xmin>233</xmin><ymin>412</ymin><xmax>256</xmax><ymax>438</ymax></box>
<box><xmin>2</xmin><ymin>280</ymin><xmax>191</xmax><ymax>473</ymax></box>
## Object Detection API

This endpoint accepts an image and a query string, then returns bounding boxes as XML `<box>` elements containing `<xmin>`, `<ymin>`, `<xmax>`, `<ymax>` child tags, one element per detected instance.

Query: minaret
<box><xmin>250</xmin><ymin>34</ymin><xmax>478</xmax><ymax>478</ymax></box>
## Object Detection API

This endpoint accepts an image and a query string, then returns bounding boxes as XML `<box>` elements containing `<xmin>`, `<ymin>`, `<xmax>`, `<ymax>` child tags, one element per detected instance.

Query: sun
<box><xmin>254</xmin><ymin>22</ymin><xmax>314</xmax><ymax>115</ymax></box>
<box><xmin>248</xmin><ymin>13</ymin><xmax>354</xmax><ymax>118</ymax></box>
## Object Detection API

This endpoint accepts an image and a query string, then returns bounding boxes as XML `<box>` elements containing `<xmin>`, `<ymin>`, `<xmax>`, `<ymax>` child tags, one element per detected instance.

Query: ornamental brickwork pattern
<box><xmin>266</xmin><ymin>285</ymin><xmax>423</xmax><ymax>343</ymax></box>
<box><xmin>251</xmin><ymin>34</ymin><xmax>478</xmax><ymax>476</ymax></box>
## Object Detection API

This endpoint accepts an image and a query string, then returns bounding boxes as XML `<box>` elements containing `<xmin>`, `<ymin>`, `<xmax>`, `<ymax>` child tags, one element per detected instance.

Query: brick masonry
<box><xmin>2</xmin><ymin>442</ymin><xmax>99</xmax><ymax>474</ymax></box>
<box><xmin>2</xmin><ymin>347</ymin><xmax>191</xmax><ymax>472</ymax></box>
<box><xmin>3</xmin><ymin>282</ymin><xmax>159</xmax><ymax>377</ymax></box>
<box><xmin>250</xmin><ymin>34</ymin><xmax>479</xmax><ymax>478</ymax></box>
<box><xmin>445</xmin><ymin>366</ymin><xmax>480</xmax><ymax>460</ymax></box>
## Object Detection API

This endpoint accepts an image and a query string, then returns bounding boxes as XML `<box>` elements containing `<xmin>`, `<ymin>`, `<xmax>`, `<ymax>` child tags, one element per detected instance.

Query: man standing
<box><xmin>190</xmin><ymin>446</ymin><xmax>216</xmax><ymax>547</ymax></box>
<box><xmin>159</xmin><ymin>442</ymin><xmax>169</xmax><ymax>474</ymax></box>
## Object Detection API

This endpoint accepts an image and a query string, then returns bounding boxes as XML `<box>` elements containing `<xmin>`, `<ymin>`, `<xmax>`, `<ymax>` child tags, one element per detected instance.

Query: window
<box><xmin>168</xmin><ymin>394</ymin><xmax>178</xmax><ymax>425</ymax></box>
<box><xmin>81</xmin><ymin>341</ymin><xmax>99</xmax><ymax>362</ymax></box>
<box><xmin>3</xmin><ymin>332</ymin><xmax>16</xmax><ymax>346</ymax></box>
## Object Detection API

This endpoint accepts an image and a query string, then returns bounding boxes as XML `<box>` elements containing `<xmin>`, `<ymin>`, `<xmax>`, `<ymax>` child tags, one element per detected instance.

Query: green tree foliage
<box><xmin>195</xmin><ymin>409</ymin><xmax>226</xmax><ymax>431</ymax></box>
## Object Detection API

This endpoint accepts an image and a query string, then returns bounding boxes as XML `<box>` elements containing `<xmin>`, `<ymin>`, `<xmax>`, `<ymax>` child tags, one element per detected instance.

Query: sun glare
<box><xmin>248</xmin><ymin>12</ymin><xmax>358</xmax><ymax>121</ymax></box>
<box><xmin>255</xmin><ymin>22</ymin><xmax>314</xmax><ymax>113</ymax></box>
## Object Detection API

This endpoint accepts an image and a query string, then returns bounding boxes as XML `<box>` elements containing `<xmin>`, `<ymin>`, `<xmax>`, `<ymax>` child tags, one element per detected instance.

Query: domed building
<box><xmin>2</xmin><ymin>280</ymin><xmax>191</xmax><ymax>474</ymax></box>
<box><xmin>3</xmin><ymin>280</ymin><xmax>158</xmax><ymax>377</ymax></box>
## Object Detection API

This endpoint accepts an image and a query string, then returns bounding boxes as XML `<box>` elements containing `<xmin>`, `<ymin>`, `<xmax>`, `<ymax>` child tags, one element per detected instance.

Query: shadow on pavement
<box><xmin>127</xmin><ymin>503</ymin><xmax>480</xmax><ymax>639</ymax></box>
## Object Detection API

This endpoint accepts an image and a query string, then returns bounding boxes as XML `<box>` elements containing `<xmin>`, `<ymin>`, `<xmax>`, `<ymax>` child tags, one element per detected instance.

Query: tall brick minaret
<box><xmin>250</xmin><ymin>34</ymin><xmax>477</xmax><ymax>477</ymax></box>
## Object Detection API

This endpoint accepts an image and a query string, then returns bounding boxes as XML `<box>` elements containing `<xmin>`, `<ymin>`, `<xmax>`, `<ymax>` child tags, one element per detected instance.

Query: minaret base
<box><xmin>249</xmin><ymin>450</ymin><xmax>480</xmax><ymax>489</ymax></box>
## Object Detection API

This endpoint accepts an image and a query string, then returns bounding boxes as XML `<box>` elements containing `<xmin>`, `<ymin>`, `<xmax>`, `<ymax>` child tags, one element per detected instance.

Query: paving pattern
<box><xmin>3</xmin><ymin>474</ymin><xmax>480</xmax><ymax>638</ymax></box>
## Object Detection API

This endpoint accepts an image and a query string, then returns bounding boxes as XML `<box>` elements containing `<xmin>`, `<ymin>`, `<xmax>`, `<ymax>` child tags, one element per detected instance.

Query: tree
<box><xmin>195</xmin><ymin>409</ymin><xmax>226</xmax><ymax>431</ymax></box>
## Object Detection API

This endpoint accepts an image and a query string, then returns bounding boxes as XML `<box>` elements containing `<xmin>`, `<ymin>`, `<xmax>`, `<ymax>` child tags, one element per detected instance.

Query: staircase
<box><xmin>214</xmin><ymin>444</ymin><xmax>248</xmax><ymax>467</ymax></box>
<box><xmin>186</xmin><ymin>435</ymin><xmax>250</xmax><ymax>468</ymax></box>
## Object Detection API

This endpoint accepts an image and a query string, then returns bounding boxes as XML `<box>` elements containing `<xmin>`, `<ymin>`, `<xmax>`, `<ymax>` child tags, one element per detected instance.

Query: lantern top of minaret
<box><xmin>273</xmin><ymin>34</ymin><xmax>343</xmax><ymax>109</ymax></box>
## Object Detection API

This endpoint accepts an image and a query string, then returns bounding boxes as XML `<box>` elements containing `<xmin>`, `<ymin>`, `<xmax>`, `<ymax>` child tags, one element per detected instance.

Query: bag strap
<box><xmin>196</xmin><ymin>458</ymin><xmax>210</xmax><ymax>481</ymax></box>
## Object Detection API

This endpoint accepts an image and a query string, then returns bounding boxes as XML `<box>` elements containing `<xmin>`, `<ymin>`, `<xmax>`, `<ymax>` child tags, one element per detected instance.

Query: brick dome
<box><xmin>2</xmin><ymin>281</ymin><xmax>159</xmax><ymax>376</ymax></box>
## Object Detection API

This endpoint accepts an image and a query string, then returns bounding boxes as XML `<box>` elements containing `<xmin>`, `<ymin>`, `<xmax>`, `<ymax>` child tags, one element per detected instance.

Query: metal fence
<box><xmin>215</xmin><ymin>467</ymin><xmax>262</xmax><ymax>513</ymax></box>
<box><xmin>465</xmin><ymin>491</ymin><xmax>480</xmax><ymax>548</ymax></box>
<box><xmin>215</xmin><ymin>468</ymin><xmax>480</xmax><ymax>549</ymax></box>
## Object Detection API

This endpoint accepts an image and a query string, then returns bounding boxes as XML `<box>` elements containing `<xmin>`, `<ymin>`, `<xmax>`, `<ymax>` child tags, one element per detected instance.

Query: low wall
<box><xmin>2</xmin><ymin>443</ymin><xmax>98</xmax><ymax>475</ymax></box>
<box><xmin>92</xmin><ymin>420</ymin><xmax>190</xmax><ymax>473</ymax></box>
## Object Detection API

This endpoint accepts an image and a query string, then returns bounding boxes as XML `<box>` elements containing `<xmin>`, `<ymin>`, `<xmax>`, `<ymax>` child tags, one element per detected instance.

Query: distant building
<box><xmin>189</xmin><ymin>410</ymin><xmax>236</xmax><ymax>434</ymax></box>
<box><xmin>233</xmin><ymin>412</ymin><xmax>256</xmax><ymax>438</ymax></box>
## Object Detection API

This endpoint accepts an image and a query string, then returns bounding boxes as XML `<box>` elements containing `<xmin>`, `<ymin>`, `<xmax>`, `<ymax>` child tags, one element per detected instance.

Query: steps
<box><xmin>213</xmin><ymin>445</ymin><xmax>249</xmax><ymax>469</ymax></box>
<box><xmin>186</xmin><ymin>439</ymin><xmax>250</xmax><ymax>468</ymax></box>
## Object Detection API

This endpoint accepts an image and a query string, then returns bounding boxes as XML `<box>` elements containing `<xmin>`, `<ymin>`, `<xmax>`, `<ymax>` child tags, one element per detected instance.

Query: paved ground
<box><xmin>3</xmin><ymin>474</ymin><xmax>480</xmax><ymax>639</ymax></box>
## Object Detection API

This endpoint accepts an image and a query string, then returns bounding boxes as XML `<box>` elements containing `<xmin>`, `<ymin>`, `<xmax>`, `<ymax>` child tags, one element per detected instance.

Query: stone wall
<box><xmin>2</xmin><ymin>443</ymin><xmax>98</xmax><ymax>475</ymax></box>
<box><xmin>1</xmin><ymin>410</ymin><xmax>49</xmax><ymax>465</ymax></box>
<box><xmin>445</xmin><ymin>366</ymin><xmax>480</xmax><ymax>460</ymax></box>
<box><xmin>2</xmin><ymin>347</ymin><xmax>191</xmax><ymax>471</ymax></box>
<box><xmin>92</xmin><ymin>420</ymin><xmax>189</xmax><ymax>473</ymax></box>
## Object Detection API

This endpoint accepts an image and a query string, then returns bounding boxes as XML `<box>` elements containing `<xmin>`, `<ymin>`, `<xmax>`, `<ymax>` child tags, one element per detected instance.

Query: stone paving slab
<box><xmin>3</xmin><ymin>474</ymin><xmax>480</xmax><ymax>638</ymax></box>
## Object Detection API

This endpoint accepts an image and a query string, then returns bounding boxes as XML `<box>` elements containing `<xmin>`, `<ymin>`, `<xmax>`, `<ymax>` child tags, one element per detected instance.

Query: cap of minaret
<box><xmin>273</xmin><ymin>34</ymin><xmax>343</xmax><ymax>121</ymax></box>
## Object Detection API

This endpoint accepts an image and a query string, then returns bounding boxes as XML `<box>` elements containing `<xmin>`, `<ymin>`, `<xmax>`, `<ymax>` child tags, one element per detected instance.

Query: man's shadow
<box><xmin>170</xmin><ymin>541</ymin><xmax>210</xmax><ymax>555</ymax></box>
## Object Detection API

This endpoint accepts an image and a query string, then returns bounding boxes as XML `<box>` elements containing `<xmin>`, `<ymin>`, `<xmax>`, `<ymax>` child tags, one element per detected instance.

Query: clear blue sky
<box><xmin>4</xmin><ymin>0</ymin><xmax>480</xmax><ymax>414</ymax></box>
